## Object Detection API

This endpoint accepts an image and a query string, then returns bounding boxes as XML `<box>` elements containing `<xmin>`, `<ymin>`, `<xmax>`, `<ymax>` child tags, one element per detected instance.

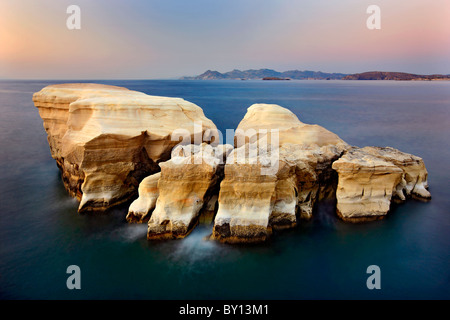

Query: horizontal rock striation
<box><xmin>359</xmin><ymin>147</ymin><xmax>431</xmax><ymax>200</ymax></box>
<box><xmin>212</xmin><ymin>144</ymin><xmax>279</xmax><ymax>243</ymax></box>
<box><xmin>332</xmin><ymin>147</ymin><xmax>431</xmax><ymax>221</ymax></box>
<box><xmin>332</xmin><ymin>148</ymin><xmax>403</xmax><ymax>221</ymax></box>
<box><xmin>147</xmin><ymin>143</ymin><xmax>233</xmax><ymax>239</ymax></box>
<box><xmin>33</xmin><ymin>84</ymin><xmax>217</xmax><ymax>212</ymax></box>
<box><xmin>212</xmin><ymin>104</ymin><xmax>348</xmax><ymax>243</ymax></box>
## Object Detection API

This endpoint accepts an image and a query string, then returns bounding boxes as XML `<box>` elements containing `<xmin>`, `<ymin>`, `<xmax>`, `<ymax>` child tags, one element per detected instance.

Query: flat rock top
<box><xmin>32</xmin><ymin>83</ymin><xmax>145</xmax><ymax>105</ymax></box>
<box><xmin>33</xmin><ymin>83</ymin><xmax>205</xmax><ymax>112</ymax></box>
<box><xmin>33</xmin><ymin>83</ymin><xmax>218</xmax><ymax>154</ymax></box>
<box><xmin>332</xmin><ymin>148</ymin><xmax>404</xmax><ymax>173</ymax></box>
<box><xmin>42</xmin><ymin>83</ymin><xmax>130</xmax><ymax>90</ymax></box>
<box><xmin>360</xmin><ymin>146</ymin><xmax>423</xmax><ymax>163</ymax></box>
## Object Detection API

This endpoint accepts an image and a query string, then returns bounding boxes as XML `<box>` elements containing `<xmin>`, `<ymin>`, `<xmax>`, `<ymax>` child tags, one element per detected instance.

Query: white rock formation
<box><xmin>147</xmin><ymin>143</ymin><xmax>233</xmax><ymax>239</ymax></box>
<box><xmin>126</xmin><ymin>172</ymin><xmax>161</xmax><ymax>223</ymax></box>
<box><xmin>332</xmin><ymin>146</ymin><xmax>431</xmax><ymax>221</ymax></box>
<box><xmin>34</xmin><ymin>85</ymin><xmax>432</xmax><ymax>243</ymax></box>
<box><xmin>33</xmin><ymin>84</ymin><xmax>217</xmax><ymax>212</ymax></box>
<box><xmin>212</xmin><ymin>104</ymin><xmax>348</xmax><ymax>243</ymax></box>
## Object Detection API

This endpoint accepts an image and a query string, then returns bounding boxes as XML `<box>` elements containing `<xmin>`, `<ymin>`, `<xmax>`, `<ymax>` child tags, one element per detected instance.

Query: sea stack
<box><xmin>212</xmin><ymin>104</ymin><xmax>349</xmax><ymax>243</ymax></box>
<box><xmin>147</xmin><ymin>143</ymin><xmax>233</xmax><ymax>239</ymax></box>
<box><xmin>33</xmin><ymin>83</ymin><xmax>218</xmax><ymax>213</ymax></box>
<box><xmin>332</xmin><ymin>146</ymin><xmax>431</xmax><ymax>221</ymax></box>
<box><xmin>34</xmin><ymin>85</ymin><xmax>431</xmax><ymax>243</ymax></box>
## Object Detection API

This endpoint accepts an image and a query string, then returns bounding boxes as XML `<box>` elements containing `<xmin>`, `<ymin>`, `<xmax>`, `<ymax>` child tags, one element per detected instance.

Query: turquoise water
<box><xmin>0</xmin><ymin>80</ymin><xmax>449</xmax><ymax>299</ymax></box>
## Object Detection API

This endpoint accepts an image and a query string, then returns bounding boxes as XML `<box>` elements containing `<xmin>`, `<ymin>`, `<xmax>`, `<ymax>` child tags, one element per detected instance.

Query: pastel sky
<box><xmin>0</xmin><ymin>0</ymin><xmax>449</xmax><ymax>79</ymax></box>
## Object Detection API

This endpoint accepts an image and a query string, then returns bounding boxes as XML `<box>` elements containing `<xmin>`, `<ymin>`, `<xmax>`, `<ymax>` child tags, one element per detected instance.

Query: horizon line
<box><xmin>2</xmin><ymin>68</ymin><xmax>450</xmax><ymax>81</ymax></box>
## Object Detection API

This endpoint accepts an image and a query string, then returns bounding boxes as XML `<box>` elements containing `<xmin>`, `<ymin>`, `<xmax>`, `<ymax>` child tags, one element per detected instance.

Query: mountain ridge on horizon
<box><xmin>181</xmin><ymin>69</ymin><xmax>450</xmax><ymax>81</ymax></box>
<box><xmin>181</xmin><ymin>68</ymin><xmax>348</xmax><ymax>80</ymax></box>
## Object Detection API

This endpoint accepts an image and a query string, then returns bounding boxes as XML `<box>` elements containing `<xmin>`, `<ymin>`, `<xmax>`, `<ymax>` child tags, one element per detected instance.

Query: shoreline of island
<box><xmin>181</xmin><ymin>69</ymin><xmax>450</xmax><ymax>81</ymax></box>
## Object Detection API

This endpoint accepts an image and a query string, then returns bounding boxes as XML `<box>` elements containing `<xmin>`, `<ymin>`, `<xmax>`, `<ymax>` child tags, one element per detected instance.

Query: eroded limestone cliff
<box><xmin>332</xmin><ymin>146</ymin><xmax>430</xmax><ymax>221</ymax></box>
<box><xmin>33</xmin><ymin>83</ymin><xmax>217</xmax><ymax>213</ymax></box>
<box><xmin>147</xmin><ymin>143</ymin><xmax>233</xmax><ymax>239</ymax></box>
<box><xmin>212</xmin><ymin>104</ymin><xmax>349</xmax><ymax>243</ymax></box>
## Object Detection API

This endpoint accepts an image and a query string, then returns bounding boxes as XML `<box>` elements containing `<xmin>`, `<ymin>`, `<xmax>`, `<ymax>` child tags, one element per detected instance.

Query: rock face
<box><xmin>33</xmin><ymin>84</ymin><xmax>217</xmax><ymax>213</ymax></box>
<box><xmin>332</xmin><ymin>148</ymin><xmax>403</xmax><ymax>221</ymax></box>
<box><xmin>126</xmin><ymin>172</ymin><xmax>160</xmax><ymax>223</ymax></box>
<box><xmin>212</xmin><ymin>144</ymin><xmax>279</xmax><ymax>243</ymax></box>
<box><xmin>332</xmin><ymin>147</ymin><xmax>431</xmax><ymax>221</ymax></box>
<box><xmin>360</xmin><ymin>147</ymin><xmax>431</xmax><ymax>200</ymax></box>
<box><xmin>147</xmin><ymin>143</ymin><xmax>233</xmax><ymax>239</ymax></box>
<box><xmin>212</xmin><ymin>104</ymin><xmax>349</xmax><ymax>243</ymax></box>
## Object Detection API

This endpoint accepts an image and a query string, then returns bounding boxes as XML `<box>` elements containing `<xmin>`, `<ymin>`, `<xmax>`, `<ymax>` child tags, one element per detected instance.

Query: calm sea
<box><xmin>0</xmin><ymin>80</ymin><xmax>449</xmax><ymax>299</ymax></box>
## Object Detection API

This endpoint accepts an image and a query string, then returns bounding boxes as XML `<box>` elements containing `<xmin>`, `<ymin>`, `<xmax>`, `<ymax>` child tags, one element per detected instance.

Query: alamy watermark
<box><xmin>66</xmin><ymin>5</ymin><xmax>381</xmax><ymax>31</ymax></box>
<box><xmin>366</xmin><ymin>265</ymin><xmax>381</xmax><ymax>289</ymax></box>
<box><xmin>366</xmin><ymin>5</ymin><xmax>381</xmax><ymax>30</ymax></box>
<box><xmin>66</xmin><ymin>5</ymin><xmax>81</xmax><ymax>30</ymax></box>
<box><xmin>66</xmin><ymin>265</ymin><xmax>81</xmax><ymax>289</ymax></box>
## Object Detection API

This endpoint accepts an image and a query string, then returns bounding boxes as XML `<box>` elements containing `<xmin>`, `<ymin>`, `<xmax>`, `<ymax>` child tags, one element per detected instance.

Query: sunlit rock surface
<box><xmin>33</xmin><ymin>83</ymin><xmax>217</xmax><ymax>212</ymax></box>
<box><xmin>147</xmin><ymin>143</ymin><xmax>233</xmax><ymax>239</ymax></box>
<box><xmin>126</xmin><ymin>172</ymin><xmax>160</xmax><ymax>223</ymax></box>
<box><xmin>34</xmin><ymin>86</ymin><xmax>431</xmax><ymax>243</ymax></box>
<box><xmin>332</xmin><ymin>146</ymin><xmax>431</xmax><ymax>221</ymax></box>
<box><xmin>212</xmin><ymin>104</ymin><xmax>348</xmax><ymax>243</ymax></box>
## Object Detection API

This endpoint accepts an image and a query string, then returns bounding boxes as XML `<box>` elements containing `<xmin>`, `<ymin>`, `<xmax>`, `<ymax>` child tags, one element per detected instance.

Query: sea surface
<box><xmin>0</xmin><ymin>79</ymin><xmax>449</xmax><ymax>300</ymax></box>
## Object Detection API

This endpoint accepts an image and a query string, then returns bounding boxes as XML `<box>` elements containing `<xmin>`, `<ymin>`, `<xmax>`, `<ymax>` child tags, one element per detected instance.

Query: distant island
<box><xmin>181</xmin><ymin>69</ymin><xmax>450</xmax><ymax>81</ymax></box>
<box><xmin>342</xmin><ymin>71</ymin><xmax>450</xmax><ymax>81</ymax></box>
<box><xmin>181</xmin><ymin>69</ymin><xmax>348</xmax><ymax>80</ymax></box>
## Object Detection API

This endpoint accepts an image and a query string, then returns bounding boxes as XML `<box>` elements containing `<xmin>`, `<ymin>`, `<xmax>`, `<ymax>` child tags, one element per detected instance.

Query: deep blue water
<box><xmin>0</xmin><ymin>79</ymin><xmax>449</xmax><ymax>300</ymax></box>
